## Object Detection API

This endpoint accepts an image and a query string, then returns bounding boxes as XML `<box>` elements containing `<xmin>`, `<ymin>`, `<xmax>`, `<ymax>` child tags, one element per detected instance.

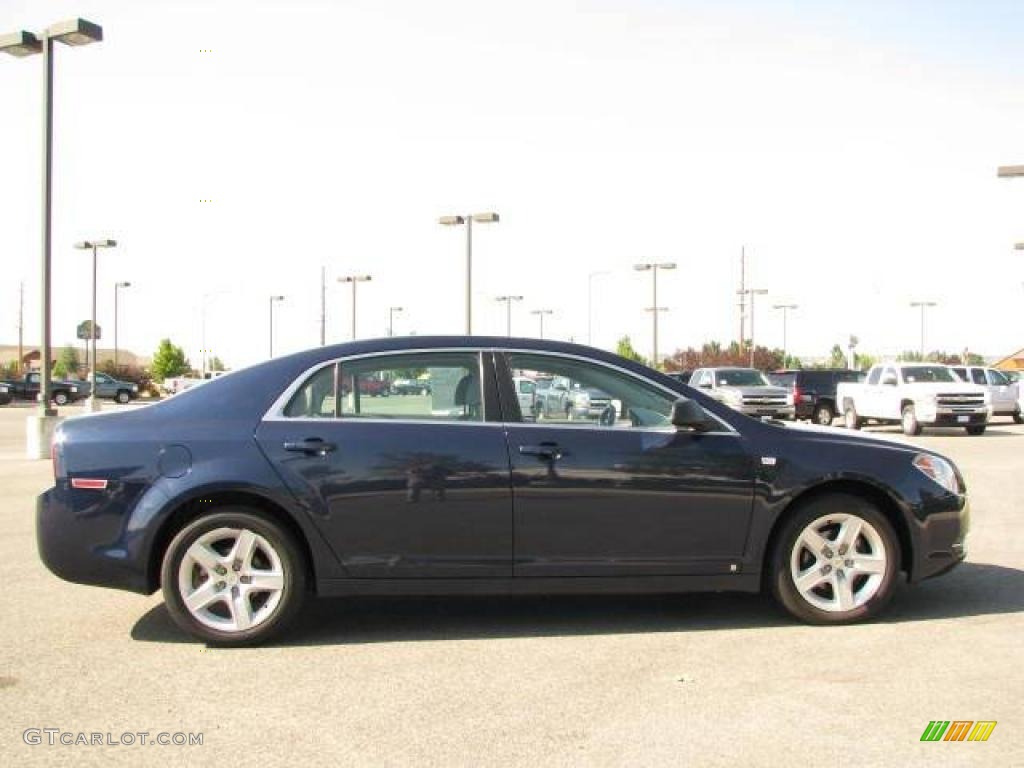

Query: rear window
<box><xmin>767</xmin><ymin>373</ymin><xmax>796</xmax><ymax>388</ymax></box>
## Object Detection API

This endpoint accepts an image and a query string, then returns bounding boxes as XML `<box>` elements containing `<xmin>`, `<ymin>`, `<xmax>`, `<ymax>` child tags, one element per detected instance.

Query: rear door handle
<box><xmin>519</xmin><ymin>442</ymin><xmax>564</xmax><ymax>461</ymax></box>
<box><xmin>283</xmin><ymin>438</ymin><xmax>337</xmax><ymax>456</ymax></box>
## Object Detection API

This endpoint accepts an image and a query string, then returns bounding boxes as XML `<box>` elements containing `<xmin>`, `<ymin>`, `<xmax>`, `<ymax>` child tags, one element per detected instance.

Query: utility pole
<box><xmin>496</xmin><ymin>295</ymin><xmax>523</xmax><ymax>336</ymax></box>
<box><xmin>319</xmin><ymin>266</ymin><xmax>326</xmax><ymax>346</ymax></box>
<box><xmin>531</xmin><ymin>308</ymin><xmax>553</xmax><ymax>339</ymax></box>
<box><xmin>17</xmin><ymin>281</ymin><xmax>24</xmax><ymax>374</ymax></box>
<box><xmin>338</xmin><ymin>275</ymin><xmax>372</xmax><ymax>340</ymax></box>
<box><xmin>634</xmin><ymin>262</ymin><xmax>676</xmax><ymax>368</ymax></box>
<box><xmin>738</xmin><ymin>246</ymin><xmax>746</xmax><ymax>349</ymax></box>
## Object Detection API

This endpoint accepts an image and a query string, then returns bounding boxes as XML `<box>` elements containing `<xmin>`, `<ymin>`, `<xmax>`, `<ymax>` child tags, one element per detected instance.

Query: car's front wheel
<box><xmin>115</xmin><ymin>390</ymin><xmax>131</xmax><ymax>404</ymax></box>
<box><xmin>770</xmin><ymin>494</ymin><xmax>899</xmax><ymax>624</ymax></box>
<box><xmin>966</xmin><ymin>425</ymin><xmax>986</xmax><ymax>436</ymax></box>
<box><xmin>1013</xmin><ymin>408</ymin><xmax>1023</xmax><ymax>425</ymax></box>
<box><xmin>901</xmin><ymin>404</ymin><xmax>923</xmax><ymax>436</ymax></box>
<box><xmin>161</xmin><ymin>508</ymin><xmax>307</xmax><ymax>646</ymax></box>
<box><xmin>813</xmin><ymin>403</ymin><xmax>834</xmax><ymax>426</ymax></box>
<box><xmin>53</xmin><ymin>391</ymin><xmax>69</xmax><ymax>406</ymax></box>
<box><xmin>842</xmin><ymin>404</ymin><xmax>861</xmax><ymax>430</ymax></box>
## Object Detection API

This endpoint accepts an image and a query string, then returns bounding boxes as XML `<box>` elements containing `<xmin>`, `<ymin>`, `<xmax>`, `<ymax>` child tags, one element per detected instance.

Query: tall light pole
<box><xmin>319</xmin><ymin>265</ymin><xmax>326</xmax><ymax>346</ymax></box>
<box><xmin>634</xmin><ymin>262</ymin><xmax>676</xmax><ymax>368</ymax></box>
<box><xmin>338</xmin><ymin>275</ymin><xmax>372</xmax><ymax>340</ymax></box>
<box><xmin>113</xmin><ymin>281</ymin><xmax>131</xmax><ymax>372</ymax></box>
<box><xmin>772</xmin><ymin>303</ymin><xmax>798</xmax><ymax>367</ymax></box>
<box><xmin>587</xmin><ymin>270</ymin><xmax>610</xmax><ymax>346</ymax></box>
<box><xmin>268</xmin><ymin>295</ymin><xmax>284</xmax><ymax>357</ymax></box>
<box><xmin>17</xmin><ymin>281</ymin><xmax>24</xmax><ymax>374</ymax></box>
<box><xmin>2</xmin><ymin>19</ymin><xmax>104</xmax><ymax>455</ymax></box>
<box><xmin>496</xmin><ymin>295</ymin><xmax>523</xmax><ymax>336</ymax></box>
<box><xmin>739</xmin><ymin>288</ymin><xmax>768</xmax><ymax>366</ymax></box>
<box><xmin>910</xmin><ymin>300</ymin><xmax>937</xmax><ymax>359</ymax></box>
<box><xmin>388</xmin><ymin>306</ymin><xmax>404</xmax><ymax>337</ymax></box>
<box><xmin>74</xmin><ymin>239</ymin><xmax>116</xmax><ymax>412</ymax></box>
<box><xmin>439</xmin><ymin>212</ymin><xmax>500</xmax><ymax>334</ymax></box>
<box><xmin>531</xmin><ymin>309</ymin><xmax>553</xmax><ymax>339</ymax></box>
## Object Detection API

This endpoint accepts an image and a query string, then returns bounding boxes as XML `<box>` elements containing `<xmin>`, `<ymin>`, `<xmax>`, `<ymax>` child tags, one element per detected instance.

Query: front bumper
<box><xmin>736</xmin><ymin>404</ymin><xmax>795</xmax><ymax>418</ymax></box>
<box><xmin>912</xmin><ymin>494</ymin><xmax>970</xmax><ymax>582</ymax></box>
<box><xmin>922</xmin><ymin>411</ymin><xmax>988</xmax><ymax>427</ymax></box>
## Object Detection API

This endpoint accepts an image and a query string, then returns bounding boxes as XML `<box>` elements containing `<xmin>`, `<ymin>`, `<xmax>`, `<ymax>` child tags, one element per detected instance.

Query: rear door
<box><xmin>256</xmin><ymin>350</ymin><xmax>514</xmax><ymax>578</ymax></box>
<box><xmin>986</xmin><ymin>369</ymin><xmax>1015</xmax><ymax>413</ymax></box>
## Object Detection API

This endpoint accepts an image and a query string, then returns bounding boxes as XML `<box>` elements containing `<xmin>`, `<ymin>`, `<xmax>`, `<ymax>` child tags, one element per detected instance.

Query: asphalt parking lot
<box><xmin>0</xmin><ymin>403</ymin><xmax>1020</xmax><ymax>766</ymax></box>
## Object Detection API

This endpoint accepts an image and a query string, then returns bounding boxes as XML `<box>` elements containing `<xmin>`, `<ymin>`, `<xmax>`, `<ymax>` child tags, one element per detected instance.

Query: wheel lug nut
<box><xmin>822</xmin><ymin>564</ymin><xmax>832</xmax><ymax>574</ymax></box>
<box><xmin>232</xmin><ymin>560</ymin><xmax>242</xmax><ymax>572</ymax></box>
<box><xmin>845</xmin><ymin>559</ymin><xmax>854</xmax><ymax>568</ymax></box>
<box><xmin>215</xmin><ymin>581</ymin><xmax>226</xmax><ymax>590</ymax></box>
<box><xmin>239</xmin><ymin>575</ymin><xmax>251</xmax><ymax>584</ymax></box>
<box><xmin>214</xmin><ymin>565</ymin><xmax>226</xmax><ymax>575</ymax></box>
<box><xmin>823</xmin><ymin>548</ymin><xmax>833</xmax><ymax>559</ymax></box>
<box><xmin>838</xmin><ymin>545</ymin><xmax>848</xmax><ymax>555</ymax></box>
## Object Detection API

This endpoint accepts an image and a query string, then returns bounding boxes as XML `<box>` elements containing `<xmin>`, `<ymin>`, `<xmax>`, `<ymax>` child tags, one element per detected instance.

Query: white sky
<box><xmin>1</xmin><ymin>0</ymin><xmax>1022</xmax><ymax>368</ymax></box>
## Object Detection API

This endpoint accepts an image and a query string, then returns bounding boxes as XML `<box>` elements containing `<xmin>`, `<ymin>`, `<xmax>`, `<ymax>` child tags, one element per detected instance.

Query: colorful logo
<box><xmin>920</xmin><ymin>721</ymin><xmax>997</xmax><ymax>742</ymax></box>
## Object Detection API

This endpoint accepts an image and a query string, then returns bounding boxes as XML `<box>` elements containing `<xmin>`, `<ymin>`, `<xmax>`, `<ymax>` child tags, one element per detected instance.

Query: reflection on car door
<box><xmin>497</xmin><ymin>352</ymin><xmax>755</xmax><ymax>577</ymax></box>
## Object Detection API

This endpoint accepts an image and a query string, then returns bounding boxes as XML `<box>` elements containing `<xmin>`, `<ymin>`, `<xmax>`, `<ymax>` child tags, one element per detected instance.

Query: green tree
<box><xmin>151</xmin><ymin>339</ymin><xmax>191</xmax><ymax>381</ymax></box>
<box><xmin>54</xmin><ymin>345</ymin><xmax>80</xmax><ymax>380</ymax></box>
<box><xmin>209</xmin><ymin>355</ymin><xmax>226</xmax><ymax>372</ymax></box>
<box><xmin>616</xmin><ymin>336</ymin><xmax>648</xmax><ymax>366</ymax></box>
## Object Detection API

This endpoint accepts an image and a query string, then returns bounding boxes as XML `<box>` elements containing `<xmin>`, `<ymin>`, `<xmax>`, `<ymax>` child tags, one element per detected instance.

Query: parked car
<box><xmin>91</xmin><ymin>372</ymin><xmax>140</xmax><ymax>404</ymax></box>
<box><xmin>949</xmin><ymin>366</ymin><xmax>1022</xmax><ymax>423</ymax></box>
<box><xmin>1</xmin><ymin>372</ymin><xmax>85</xmax><ymax>406</ymax></box>
<box><xmin>0</xmin><ymin>382</ymin><xmax>11</xmax><ymax>406</ymax></box>
<box><xmin>768</xmin><ymin>369</ymin><xmax>865</xmax><ymax>426</ymax></box>
<box><xmin>391</xmin><ymin>378</ymin><xmax>430</xmax><ymax>396</ymax></box>
<box><xmin>665</xmin><ymin>371</ymin><xmax>694</xmax><ymax>385</ymax></box>
<box><xmin>38</xmin><ymin>336</ymin><xmax>970</xmax><ymax>644</ymax></box>
<box><xmin>837</xmin><ymin>363</ymin><xmax>990</xmax><ymax>436</ymax></box>
<box><xmin>688</xmin><ymin>367</ymin><xmax>795</xmax><ymax>419</ymax></box>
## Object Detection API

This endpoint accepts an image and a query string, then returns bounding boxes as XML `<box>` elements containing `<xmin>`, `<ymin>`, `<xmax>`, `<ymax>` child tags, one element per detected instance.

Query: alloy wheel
<box><xmin>177</xmin><ymin>527</ymin><xmax>285</xmax><ymax>632</ymax></box>
<box><xmin>789</xmin><ymin>513</ymin><xmax>887</xmax><ymax>612</ymax></box>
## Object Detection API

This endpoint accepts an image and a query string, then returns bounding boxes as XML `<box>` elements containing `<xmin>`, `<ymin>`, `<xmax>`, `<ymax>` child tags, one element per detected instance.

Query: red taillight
<box><xmin>71</xmin><ymin>478</ymin><xmax>108</xmax><ymax>490</ymax></box>
<box><xmin>793</xmin><ymin>386</ymin><xmax>801</xmax><ymax>402</ymax></box>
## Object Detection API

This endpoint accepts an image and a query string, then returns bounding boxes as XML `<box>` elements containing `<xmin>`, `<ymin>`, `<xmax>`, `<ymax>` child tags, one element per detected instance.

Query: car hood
<box><xmin>718</xmin><ymin>385</ymin><xmax>790</xmax><ymax>397</ymax></box>
<box><xmin>901</xmin><ymin>382</ymin><xmax>988</xmax><ymax>396</ymax></box>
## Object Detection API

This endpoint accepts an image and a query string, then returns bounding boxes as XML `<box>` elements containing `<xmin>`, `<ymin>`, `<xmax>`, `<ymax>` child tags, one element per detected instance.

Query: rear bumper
<box><xmin>36</xmin><ymin>487</ymin><xmax>150</xmax><ymax>594</ymax></box>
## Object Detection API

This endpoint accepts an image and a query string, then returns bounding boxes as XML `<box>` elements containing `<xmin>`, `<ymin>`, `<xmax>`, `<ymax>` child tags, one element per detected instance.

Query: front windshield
<box><xmin>901</xmin><ymin>366</ymin><xmax>956</xmax><ymax>383</ymax></box>
<box><xmin>716</xmin><ymin>369</ymin><xmax>769</xmax><ymax>387</ymax></box>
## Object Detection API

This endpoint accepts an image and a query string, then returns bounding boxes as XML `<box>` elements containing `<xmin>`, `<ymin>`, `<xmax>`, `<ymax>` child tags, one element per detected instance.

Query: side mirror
<box><xmin>881</xmin><ymin>375</ymin><xmax>897</xmax><ymax>386</ymax></box>
<box><xmin>671</xmin><ymin>398</ymin><xmax>715</xmax><ymax>431</ymax></box>
<box><xmin>698</xmin><ymin>381</ymin><xmax>711</xmax><ymax>389</ymax></box>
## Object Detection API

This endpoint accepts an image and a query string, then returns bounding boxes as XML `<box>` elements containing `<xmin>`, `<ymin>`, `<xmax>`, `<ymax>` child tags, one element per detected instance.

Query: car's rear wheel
<box><xmin>901</xmin><ymin>404</ymin><xmax>922</xmax><ymax>436</ymax></box>
<box><xmin>770</xmin><ymin>494</ymin><xmax>899</xmax><ymax>624</ymax></box>
<box><xmin>843</xmin><ymin>404</ymin><xmax>861</xmax><ymax>430</ymax></box>
<box><xmin>813</xmin><ymin>403</ymin><xmax>834</xmax><ymax>426</ymax></box>
<box><xmin>966</xmin><ymin>425</ymin><xmax>986</xmax><ymax>436</ymax></box>
<box><xmin>161</xmin><ymin>508</ymin><xmax>307</xmax><ymax>646</ymax></box>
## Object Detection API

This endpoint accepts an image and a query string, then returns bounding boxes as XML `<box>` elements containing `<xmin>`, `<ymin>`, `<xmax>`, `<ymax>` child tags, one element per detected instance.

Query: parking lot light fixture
<box><xmin>772</xmin><ymin>304</ymin><xmax>798</xmax><ymax>367</ymax></box>
<box><xmin>74</xmin><ymin>239</ymin><xmax>117</xmax><ymax>412</ymax></box>
<box><xmin>388</xmin><ymin>306</ymin><xmax>404</xmax><ymax>337</ymax></box>
<box><xmin>0</xmin><ymin>30</ymin><xmax>42</xmax><ymax>57</ymax></box>
<box><xmin>3</xmin><ymin>17</ymin><xmax>105</xmax><ymax>457</ymax></box>
<box><xmin>738</xmin><ymin>288</ymin><xmax>768</xmax><ymax>367</ymax></box>
<box><xmin>338</xmin><ymin>275</ymin><xmax>372</xmax><ymax>340</ymax></box>
<box><xmin>269</xmin><ymin>295</ymin><xmax>285</xmax><ymax>358</ymax></box>
<box><xmin>530</xmin><ymin>309</ymin><xmax>553</xmax><ymax>339</ymax></box>
<box><xmin>439</xmin><ymin>212</ymin><xmax>500</xmax><ymax>334</ymax></box>
<box><xmin>634</xmin><ymin>262</ymin><xmax>677</xmax><ymax>368</ymax></box>
<box><xmin>496</xmin><ymin>295</ymin><xmax>524</xmax><ymax>337</ymax></box>
<box><xmin>114</xmin><ymin>281</ymin><xmax>131</xmax><ymax>372</ymax></box>
<box><xmin>909</xmin><ymin>300</ymin><xmax>937</xmax><ymax>359</ymax></box>
<box><xmin>997</xmin><ymin>165</ymin><xmax>1024</xmax><ymax>178</ymax></box>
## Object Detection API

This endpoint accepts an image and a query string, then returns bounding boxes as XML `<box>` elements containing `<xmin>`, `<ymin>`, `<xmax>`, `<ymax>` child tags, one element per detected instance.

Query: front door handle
<box><xmin>519</xmin><ymin>442</ymin><xmax>564</xmax><ymax>461</ymax></box>
<box><xmin>283</xmin><ymin>438</ymin><xmax>337</xmax><ymax>456</ymax></box>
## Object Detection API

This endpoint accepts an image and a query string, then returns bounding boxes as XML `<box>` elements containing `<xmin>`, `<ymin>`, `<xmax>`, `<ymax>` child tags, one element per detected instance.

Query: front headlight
<box><xmin>70</xmin><ymin>386</ymin><xmax>78</xmax><ymax>394</ymax></box>
<box><xmin>913</xmin><ymin>453</ymin><xmax>959</xmax><ymax>494</ymax></box>
<box><xmin>131</xmin><ymin>384</ymin><xmax>138</xmax><ymax>392</ymax></box>
<box><xmin>785</xmin><ymin>393</ymin><xmax>795</xmax><ymax>407</ymax></box>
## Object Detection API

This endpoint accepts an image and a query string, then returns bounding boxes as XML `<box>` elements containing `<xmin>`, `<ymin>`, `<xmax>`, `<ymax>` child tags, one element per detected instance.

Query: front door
<box><xmin>497</xmin><ymin>352</ymin><xmax>755</xmax><ymax>577</ymax></box>
<box><xmin>256</xmin><ymin>350</ymin><xmax>513</xmax><ymax>578</ymax></box>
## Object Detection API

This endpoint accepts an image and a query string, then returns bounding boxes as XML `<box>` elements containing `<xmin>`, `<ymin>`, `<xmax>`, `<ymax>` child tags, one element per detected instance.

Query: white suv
<box><xmin>950</xmin><ymin>366</ymin><xmax>1023</xmax><ymax>423</ymax></box>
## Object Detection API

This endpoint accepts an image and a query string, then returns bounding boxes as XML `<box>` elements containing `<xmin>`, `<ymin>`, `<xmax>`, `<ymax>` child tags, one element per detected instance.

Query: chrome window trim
<box><xmin>263</xmin><ymin>346</ymin><xmax>738</xmax><ymax>436</ymax></box>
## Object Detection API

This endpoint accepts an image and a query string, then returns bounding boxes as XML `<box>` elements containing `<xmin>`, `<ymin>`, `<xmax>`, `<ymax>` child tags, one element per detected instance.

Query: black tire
<box><xmin>53</xmin><ymin>391</ymin><xmax>69</xmax><ymax>406</ymax></box>
<box><xmin>901</xmin><ymin>404</ymin><xmax>922</xmax><ymax>436</ymax></box>
<box><xmin>161</xmin><ymin>508</ymin><xmax>307</xmax><ymax>646</ymax></box>
<box><xmin>115</xmin><ymin>390</ymin><xmax>131</xmax><ymax>404</ymax></box>
<box><xmin>966</xmin><ymin>425</ymin><xmax>986</xmax><ymax>436</ymax></box>
<box><xmin>843</xmin><ymin>403</ymin><xmax>861</xmax><ymax>430</ymax></box>
<box><xmin>1013</xmin><ymin>409</ymin><xmax>1023</xmax><ymax>425</ymax></box>
<box><xmin>770</xmin><ymin>493</ymin><xmax>900</xmax><ymax>624</ymax></box>
<box><xmin>813</xmin><ymin>403</ymin><xmax>834</xmax><ymax>426</ymax></box>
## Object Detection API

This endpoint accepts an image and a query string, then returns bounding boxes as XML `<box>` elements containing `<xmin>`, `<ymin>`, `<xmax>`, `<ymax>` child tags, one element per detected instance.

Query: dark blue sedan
<box><xmin>38</xmin><ymin>337</ymin><xmax>969</xmax><ymax>645</ymax></box>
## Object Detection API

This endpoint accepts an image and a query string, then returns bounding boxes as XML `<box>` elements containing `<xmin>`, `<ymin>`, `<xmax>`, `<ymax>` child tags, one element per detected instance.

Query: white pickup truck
<box><xmin>836</xmin><ymin>363</ymin><xmax>990</xmax><ymax>436</ymax></box>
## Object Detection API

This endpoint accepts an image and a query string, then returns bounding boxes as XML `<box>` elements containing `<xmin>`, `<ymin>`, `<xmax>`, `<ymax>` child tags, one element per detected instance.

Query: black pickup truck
<box><xmin>0</xmin><ymin>372</ymin><xmax>87</xmax><ymax>406</ymax></box>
